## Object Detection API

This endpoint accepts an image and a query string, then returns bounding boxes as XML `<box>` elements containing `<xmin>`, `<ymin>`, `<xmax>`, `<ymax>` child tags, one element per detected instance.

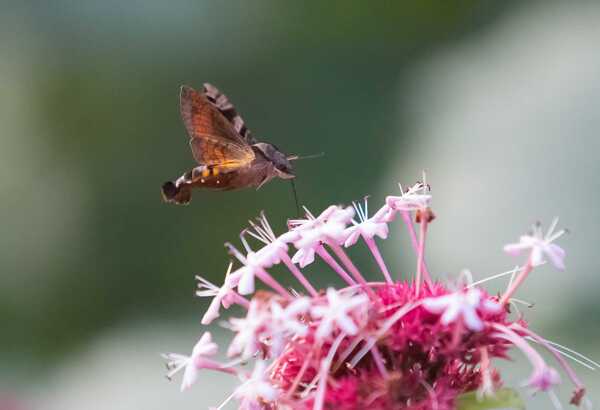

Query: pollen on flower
<box><xmin>163</xmin><ymin>176</ymin><xmax>593</xmax><ymax>410</ymax></box>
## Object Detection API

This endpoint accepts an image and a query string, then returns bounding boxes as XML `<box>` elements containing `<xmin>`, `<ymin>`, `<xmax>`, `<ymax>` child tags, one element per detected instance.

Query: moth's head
<box><xmin>254</xmin><ymin>143</ymin><xmax>295</xmax><ymax>179</ymax></box>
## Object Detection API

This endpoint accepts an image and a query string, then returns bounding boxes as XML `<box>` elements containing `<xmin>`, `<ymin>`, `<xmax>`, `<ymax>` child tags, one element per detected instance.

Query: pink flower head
<box><xmin>423</xmin><ymin>287</ymin><xmax>501</xmax><ymax>332</ymax></box>
<box><xmin>162</xmin><ymin>331</ymin><xmax>218</xmax><ymax>391</ymax></box>
<box><xmin>504</xmin><ymin>218</ymin><xmax>567</xmax><ymax>270</ymax></box>
<box><xmin>165</xmin><ymin>176</ymin><xmax>590</xmax><ymax>410</ymax></box>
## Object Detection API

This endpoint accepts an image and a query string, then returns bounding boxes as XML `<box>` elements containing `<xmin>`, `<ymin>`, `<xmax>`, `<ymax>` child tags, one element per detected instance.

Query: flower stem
<box><xmin>415</xmin><ymin>217</ymin><xmax>429</xmax><ymax>296</ymax></box>
<box><xmin>328</xmin><ymin>241</ymin><xmax>377</xmax><ymax>299</ymax></box>
<box><xmin>401</xmin><ymin>211</ymin><xmax>432</xmax><ymax>286</ymax></box>
<box><xmin>479</xmin><ymin>347</ymin><xmax>492</xmax><ymax>394</ymax></box>
<box><xmin>492</xmin><ymin>323</ymin><xmax>546</xmax><ymax>370</ymax></box>
<box><xmin>314</xmin><ymin>333</ymin><xmax>346</xmax><ymax>410</ymax></box>
<box><xmin>231</xmin><ymin>293</ymin><xmax>250</xmax><ymax>308</ymax></box>
<box><xmin>349</xmin><ymin>302</ymin><xmax>421</xmax><ymax>368</ymax></box>
<box><xmin>197</xmin><ymin>358</ymin><xmax>238</xmax><ymax>375</ymax></box>
<box><xmin>285</xmin><ymin>347</ymin><xmax>315</xmax><ymax>398</ymax></box>
<box><xmin>363</xmin><ymin>236</ymin><xmax>393</xmax><ymax>284</ymax></box>
<box><xmin>499</xmin><ymin>258</ymin><xmax>533</xmax><ymax>306</ymax></box>
<box><xmin>371</xmin><ymin>345</ymin><xmax>389</xmax><ymax>378</ymax></box>
<box><xmin>280</xmin><ymin>252</ymin><xmax>319</xmax><ymax>297</ymax></box>
<box><xmin>316</xmin><ymin>245</ymin><xmax>356</xmax><ymax>286</ymax></box>
<box><xmin>257</xmin><ymin>267</ymin><xmax>292</xmax><ymax>299</ymax></box>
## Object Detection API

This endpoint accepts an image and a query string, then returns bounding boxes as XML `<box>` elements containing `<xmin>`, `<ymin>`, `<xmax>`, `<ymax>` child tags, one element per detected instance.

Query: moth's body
<box><xmin>161</xmin><ymin>84</ymin><xmax>294</xmax><ymax>205</ymax></box>
<box><xmin>175</xmin><ymin>153</ymin><xmax>278</xmax><ymax>192</ymax></box>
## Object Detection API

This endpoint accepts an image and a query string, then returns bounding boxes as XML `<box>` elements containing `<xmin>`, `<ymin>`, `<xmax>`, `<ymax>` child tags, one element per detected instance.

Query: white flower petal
<box><xmin>530</xmin><ymin>247</ymin><xmax>544</xmax><ymax>267</ymax></box>
<box><xmin>287</xmin><ymin>297</ymin><xmax>311</xmax><ymax>315</ymax></box>
<box><xmin>279</xmin><ymin>230</ymin><xmax>301</xmax><ymax>243</ymax></box>
<box><xmin>373</xmin><ymin>222</ymin><xmax>389</xmax><ymax>239</ymax></box>
<box><xmin>482</xmin><ymin>298</ymin><xmax>502</xmax><ymax>313</ymax></box>
<box><xmin>546</xmin><ymin>243</ymin><xmax>566</xmax><ymax>270</ymax></box>
<box><xmin>337</xmin><ymin>316</ymin><xmax>359</xmax><ymax>335</ymax></box>
<box><xmin>201</xmin><ymin>295</ymin><xmax>223</xmax><ymax>325</ymax></box>
<box><xmin>193</xmin><ymin>332</ymin><xmax>218</xmax><ymax>357</ymax></box>
<box><xmin>440</xmin><ymin>302</ymin><xmax>461</xmax><ymax>326</ymax></box>
<box><xmin>291</xmin><ymin>247</ymin><xmax>315</xmax><ymax>268</ymax></box>
<box><xmin>462</xmin><ymin>306</ymin><xmax>484</xmax><ymax>332</ymax></box>
<box><xmin>342</xmin><ymin>226</ymin><xmax>361</xmax><ymax>247</ymax></box>
<box><xmin>237</xmin><ymin>267</ymin><xmax>255</xmax><ymax>295</ymax></box>
<box><xmin>503</xmin><ymin>243</ymin><xmax>529</xmax><ymax>256</ymax></box>
<box><xmin>423</xmin><ymin>295</ymin><xmax>453</xmax><ymax>313</ymax></box>
<box><xmin>180</xmin><ymin>362</ymin><xmax>199</xmax><ymax>391</ymax></box>
<box><xmin>316</xmin><ymin>319</ymin><xmax>333</xmax><ymax>340</ymax></box>
<box><xmin>465</xmin><ymin>288</ymin><xmax>482</xmax><ymax>306</ymax></box>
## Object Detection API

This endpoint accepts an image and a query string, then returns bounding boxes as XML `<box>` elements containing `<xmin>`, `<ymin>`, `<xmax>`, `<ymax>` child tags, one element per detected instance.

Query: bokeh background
<box><xmin>1</xmin><ymin>1</ymin><xmax>599</xmax><ymax>409</ymax></box>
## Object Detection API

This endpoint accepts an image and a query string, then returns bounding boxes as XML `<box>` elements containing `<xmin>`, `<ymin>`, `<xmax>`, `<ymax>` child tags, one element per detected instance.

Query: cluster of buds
<box><xmin>163</xmin><ymin>178</ymin><xmax>594</xmax><ymax>410</ymax></box>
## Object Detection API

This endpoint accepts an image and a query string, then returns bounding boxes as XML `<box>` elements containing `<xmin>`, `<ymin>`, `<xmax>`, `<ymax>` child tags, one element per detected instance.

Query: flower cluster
<box><xmin>164</xmin><ymin>179</ymin><xmax>594</xmax><ymax>410</ymax></box>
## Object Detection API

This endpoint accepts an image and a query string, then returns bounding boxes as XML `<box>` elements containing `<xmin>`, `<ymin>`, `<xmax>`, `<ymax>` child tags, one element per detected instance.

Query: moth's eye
<box><xmin>162</xmin><ymin>181</ymin><xmax>177</xmax><ymax>198</ymax></box>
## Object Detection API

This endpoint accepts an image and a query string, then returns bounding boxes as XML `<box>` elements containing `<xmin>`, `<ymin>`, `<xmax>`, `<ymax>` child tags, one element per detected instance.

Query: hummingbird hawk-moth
<box><xmin>161</xmin><ymin>84</ymin><xmax>295</xmax><ymax>205</ymax></box>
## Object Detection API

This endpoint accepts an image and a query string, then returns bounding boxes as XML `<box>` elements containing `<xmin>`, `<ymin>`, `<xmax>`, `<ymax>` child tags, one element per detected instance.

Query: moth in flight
<box><xmin>161</xmin><ymin>84</ymin><xmax>295</xmax><ymax>205</ymax></box>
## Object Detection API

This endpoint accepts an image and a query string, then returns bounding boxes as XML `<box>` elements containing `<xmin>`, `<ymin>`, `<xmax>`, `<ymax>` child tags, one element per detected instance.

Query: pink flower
<box><xmin>526</xmin><ymin>365</ymin><xmax>561</xmax><ymax>392</ymax></box>
<box><xmin>226</xmin><ymin>229</ymin><xmax>292</xmax><ymax>296</ymax></box>
<box><xmin>504</xmin><ymin>218</ymin><xmax>567</xmax><ymax>270</ymax></box>
<box><xmin>227</xmin><ymin>300</ymin><xmax>265</xmax><ymax>359</ymax></box>
<box><xmin>311</xmin><ymin>288</ymin><xmax>368</xmax><ymax>339</ymax></box>
<box><xmin>290</xmin><ymin>228</ymin><xmax>322</xmax><ymax>268</ymax></box>
<box><xmin>196</xmin><ymin>263</ymin><xmax>241</xmax><ymax>325</ymax></box>
<box><xmin>162</xmin><ymin>332</ymin><xmax>218</xmax><ymax>391</ymax></box>
<box><xmin>246</xmin><ymin>212</ymin><xmax>301</xmax><ymax>268</ymax></box>
<box><xmin>269</xmin><ymin>298</ymin><xmax>310</xmax><ymax>354</ymax></box>
<box><xmin>493</xmin><ymin>325</ymin><xmax>563</xmax><ymax>395</ymax></box>
<box><xmin>342</xmin><ymin>198</ymin><xmax>389</xmax><ymax>247</ymax></box>
<box><xmin>235</xmin><ymin>361</ymin><xmax>280</xmax><ymax>407</ymax></box>
<box><xmin>234</xmin><ymin>252</ymin><xmax>263</xmax><ymax>295</ymax></box>
<box><xmin>423</xmin><ymin>288</ymin><xmax>501</xmax><ymax>332</ymax></box>
<box><xmin>385</xmin><ymin>181</ymin><xmax>431</xmax><ymax>214</ymax></box>
<box><xmin>290</xmin><ymin>205</ymin><xmax>354</xmax><ymax>268</ymax></box>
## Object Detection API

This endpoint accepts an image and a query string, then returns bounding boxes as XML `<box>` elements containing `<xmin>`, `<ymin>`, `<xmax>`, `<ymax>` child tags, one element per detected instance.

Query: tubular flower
<box><xmin>162</xmin><ymin>332</ymin><xmax>219</xmax><ymax>391</ymax></box>
<box><xmin>164</xmin><ymin>178</ymin><xmax>593</xmax><ymax>410</ymax></box>
<box><xmin>290</xmin><ymin>205</ymin><xmax>355</xmax><ymax>268</ymax></box>
<box><xmin>235</xmin><ymin>361</ymin><xmax>281</xmax><ymax>408</ymax></box>
<box><xmin>504</xmin><ymin>218</ymin><xmax>567</xmax><ymax>270</ymax></box>
<box><xmin>342</xmin><ymin>198</ymin><xmax>389</xmax><ymax>247</ymax></box>
<box><xmin>311</xmin><ymin>288</ymin><xmax>368</xmax><ymax>340</ymax></box>
<box><xmin>196</xmin><ymin>263</ymin><xmax>245</xmax><ymax>325</ymax></box>
<box><xmin>423</xmin><ymin>288</ymin><xmax>501</xmax><ymax>332</ymax></box>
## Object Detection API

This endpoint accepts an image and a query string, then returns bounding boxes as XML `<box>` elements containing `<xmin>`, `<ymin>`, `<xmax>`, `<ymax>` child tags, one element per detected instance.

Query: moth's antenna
<box><xmin>290</xmin><ymin>179</ymin><xmax>301</xmax><ymax>217</ymax></box>
<box><xmin>287</xmin><ymin>152</ymin><xmax>325</xmax><ymax>161</ymax></box>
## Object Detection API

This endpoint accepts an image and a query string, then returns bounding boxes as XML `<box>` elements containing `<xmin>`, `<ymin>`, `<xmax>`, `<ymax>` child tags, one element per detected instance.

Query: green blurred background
<box><xmin>2</xmin><ymin>1</ymin><xmax>599</xmax><ymax>409</ymax></box>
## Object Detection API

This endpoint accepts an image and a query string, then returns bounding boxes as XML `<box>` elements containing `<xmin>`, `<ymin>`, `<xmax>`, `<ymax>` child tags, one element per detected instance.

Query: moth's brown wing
<box><xmin>180</xmin><ymin>85</ymin><xmax>255</xmax><ymax>167</ymax></box>
<box><xmin>203</xmin><ymin>83</ymin><xmax>257</xmax><ymax>145</ymax></box>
